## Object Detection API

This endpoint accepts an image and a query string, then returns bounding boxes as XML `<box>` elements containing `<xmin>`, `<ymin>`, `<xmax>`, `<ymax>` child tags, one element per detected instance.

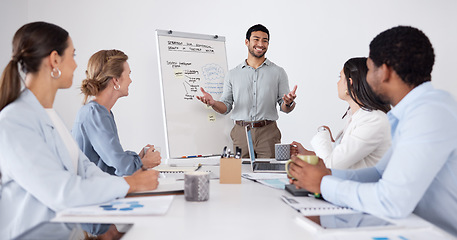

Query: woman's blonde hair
<box><xmin>81</xmin><ymin>49</ymin><xmax>128</xmax><ymax>103</ymax></box>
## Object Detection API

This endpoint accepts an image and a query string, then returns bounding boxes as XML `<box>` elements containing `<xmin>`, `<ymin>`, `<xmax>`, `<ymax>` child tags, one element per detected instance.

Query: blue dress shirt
<box><xmin>321</xmin><ymin>82</ymin><xmax>457</xmax><ymax>236</ymax></box>
<box><xmin>72</xmin><ymin>101</ymin><xmax>142</xmax><ymax>176</ymax></box>
<box><xmin>0</xmin><ymin>90</ymin><xmax>128</xmax><ymax>239</ymax></box>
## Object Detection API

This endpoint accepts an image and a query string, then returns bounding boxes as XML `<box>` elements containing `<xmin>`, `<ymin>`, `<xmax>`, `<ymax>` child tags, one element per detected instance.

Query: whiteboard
<box><xmin>156</xmin><ymin>30</ymin><xmax>233</xmax><ymax>159</ymax></box>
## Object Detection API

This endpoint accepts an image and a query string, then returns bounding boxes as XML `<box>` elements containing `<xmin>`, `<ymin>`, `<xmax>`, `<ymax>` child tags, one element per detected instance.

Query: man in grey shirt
<box><xmin>197</xmin><ymin>24</ymin><xmax>297</xmax><ymax>158</ymax></box>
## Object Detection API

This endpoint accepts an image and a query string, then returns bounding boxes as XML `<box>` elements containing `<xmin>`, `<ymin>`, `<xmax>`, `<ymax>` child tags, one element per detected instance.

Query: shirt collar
<box><xmin>21</xmin><ymin>88</ymin><xmax>54</xmax><ymax>127</ymax></box>
<box><xmin>388</xmin><ymin>81</ymin><xmax>433</xmax><ymax>121</ymax></box>
<box><xmin>240</xmin><ymin>58</ymin><xmax>270</xmax><ymax>69</ymax></box>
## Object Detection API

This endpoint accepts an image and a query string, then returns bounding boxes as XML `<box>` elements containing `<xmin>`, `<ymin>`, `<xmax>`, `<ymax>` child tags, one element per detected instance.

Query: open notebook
<box><xmin>281</xmin><ymin>195</ymin><xmax>355</xmax><ymax>216</ymax></box>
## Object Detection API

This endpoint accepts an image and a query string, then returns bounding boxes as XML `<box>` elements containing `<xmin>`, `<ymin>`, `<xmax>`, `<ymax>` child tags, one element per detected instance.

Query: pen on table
<box><xmin>194</xmin><ymin>163</ymin><xmax>202</xmax><ymax>171</ymax></box>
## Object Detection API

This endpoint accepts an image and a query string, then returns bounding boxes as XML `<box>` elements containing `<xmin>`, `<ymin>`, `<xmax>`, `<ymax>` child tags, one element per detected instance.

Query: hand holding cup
<box><xmin>285</xmin><ymin>154</ymin><xmax>319</xmax><ymax>178</ymax></box>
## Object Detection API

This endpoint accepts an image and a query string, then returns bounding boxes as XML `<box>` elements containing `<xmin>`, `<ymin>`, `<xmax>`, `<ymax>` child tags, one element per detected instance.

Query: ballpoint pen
<box><xmin>194</xmin><ymin>163</ymin><xmax>202</xmax><ymax>171</ymax></box>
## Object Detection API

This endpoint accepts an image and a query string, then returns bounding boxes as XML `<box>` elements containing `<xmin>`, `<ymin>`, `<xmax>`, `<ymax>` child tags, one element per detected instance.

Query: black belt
<box><xmin>235</xmin><ymin>120</ymin><xmax>274</xmax><ymax>128</ymax></box>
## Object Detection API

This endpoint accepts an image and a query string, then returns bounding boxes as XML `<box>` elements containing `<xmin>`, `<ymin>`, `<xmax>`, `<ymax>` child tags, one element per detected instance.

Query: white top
<box><xmin>311</xmin><ymin>108</ymin><xmax>391</xmax><ymax>169</ymax></box>
<box><xmin>45</xmin><ymin>109</ymin><xmax>79</xmax><ymax>173</ymax></box>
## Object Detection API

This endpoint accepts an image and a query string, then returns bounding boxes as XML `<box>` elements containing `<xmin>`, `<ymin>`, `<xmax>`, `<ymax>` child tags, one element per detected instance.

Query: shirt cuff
<box><xmin>126</xmin><ymin>150</ymin><xmax>143</xmax><ymax>168</ymax></box>
<box><xmin>321</xmin><ymin>175</ymin><xmax>342</xmax><ymax>205</ymax></box>
<box><xmin>118</xmin><ymin>176</ymin><xmax>131</xmax><ymax>196</ymax></box>
<box><xmin>328</xmin><ymin>168</ymin><xmax>346</xmax><ymax>178</ymax></box>
<box><xmin>222</xmin><ymin>102</ymin><xmax>232</xmax><ymax>115</ymax></box>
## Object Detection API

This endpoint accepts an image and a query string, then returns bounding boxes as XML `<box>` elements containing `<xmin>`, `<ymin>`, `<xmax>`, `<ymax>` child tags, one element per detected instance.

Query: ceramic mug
<box><xmin>184</xmin><ymin>171</ymin><xmax>210</xmax><ymax>201</ymax></box>
<box><xmin>275</xmin><ymin>143</ymin><xmax>291</xmax><ymax>161</ymax></box>
<box><xmin>285</xmin><ymin>155</ymin><xmax>319</xmax><ymax>178</ymax></box>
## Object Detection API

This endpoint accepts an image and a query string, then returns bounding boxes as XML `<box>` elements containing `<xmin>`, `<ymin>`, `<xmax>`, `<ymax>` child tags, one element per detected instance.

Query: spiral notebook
<box><xmin>281</xmin><ymin>195</ymin><xmax>355</xmax><ymax>216</ymax></box>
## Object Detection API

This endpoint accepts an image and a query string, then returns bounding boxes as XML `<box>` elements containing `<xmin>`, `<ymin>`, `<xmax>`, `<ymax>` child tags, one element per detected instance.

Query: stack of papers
<box><xmin>57</xmin><ymin>196</ymin><xmax>174</xmax><ymax>217</ymax></box>
<box><xmin>242</xmin><ymin>173</ymin><xmax>289</xmax><ymax>189</ymax></box>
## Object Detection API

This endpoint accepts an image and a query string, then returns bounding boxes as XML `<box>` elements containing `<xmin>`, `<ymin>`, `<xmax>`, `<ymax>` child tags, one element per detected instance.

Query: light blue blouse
<box><xmin>72</xmin><ymin>101</ymin><xmax>142</xmax><ymax>176</ymax></box>
<box><xmin>0</xmin><ymin>89</ymin><xmax>129</xmax><ymax>239</ymax></box>
<box><xmin>321</xmin><ymin>82</ymin><xmax>457</xmax><ymax>237</ymax></box>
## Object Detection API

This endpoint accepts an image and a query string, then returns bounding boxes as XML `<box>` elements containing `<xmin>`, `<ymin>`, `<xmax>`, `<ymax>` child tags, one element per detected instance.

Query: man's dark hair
<box><xmin>246</xmin><ymin>24</ymin><xmax>269</xmax><ymax>41</ymax></box>
<box><xmin>369</xmin><ymin>26</ymin><xmax>435</xmax><ymax>87</ymax></box>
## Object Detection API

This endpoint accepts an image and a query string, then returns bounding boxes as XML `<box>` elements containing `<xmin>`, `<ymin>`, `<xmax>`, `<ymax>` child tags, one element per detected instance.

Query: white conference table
<box><xmin>54</xmin><ymin>164</ymin><xmax>453</xmax><ymax>240</ymax></box>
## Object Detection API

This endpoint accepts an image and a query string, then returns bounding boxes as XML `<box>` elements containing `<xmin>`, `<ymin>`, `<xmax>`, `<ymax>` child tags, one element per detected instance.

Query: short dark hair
<box><xmin>369</xmin><ymin>26</ymin><xmax>435</xmax><ymax>87</ymax></box>
<box><xmin>345</xmin><ymin>57</ymin><xmax>391</xmax><ymax>113</ymax></box>
<box><xmin>246</xmin><ymin>24</ymin><xmax>269</xmax><ymax>40</ymax></box>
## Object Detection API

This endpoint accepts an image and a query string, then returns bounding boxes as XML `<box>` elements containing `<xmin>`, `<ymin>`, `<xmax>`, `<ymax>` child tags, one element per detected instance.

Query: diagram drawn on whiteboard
<box><xmin>202</xmin><ymin>63</ymin><xmax>224</xmax><ymax>95</ymax></box>
<box><xmin>156</xmin><ymin>30</ymin><xmax>232</xmax><ymax>158</ymax></box>
<box><xmin>170</xmin><ymin>61</ymin><xmax>225</xmax><ymax>100</ymax></box>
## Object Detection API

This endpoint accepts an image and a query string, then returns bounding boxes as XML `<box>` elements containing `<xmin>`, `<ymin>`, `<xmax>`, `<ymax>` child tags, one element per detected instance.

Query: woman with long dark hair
<box><xmin>292</xmin><ymin>57</ymin><xmax>391</xmax><ymax>169</ymax></box>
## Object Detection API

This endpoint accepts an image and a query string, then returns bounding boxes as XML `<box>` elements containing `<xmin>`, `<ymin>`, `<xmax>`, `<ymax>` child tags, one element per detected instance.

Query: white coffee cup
<box><xmin>184</xmin><ymin>171</ymin><xmax>210</xmax><ymax>201</ymax></box>
<box><xmin>275</xmin><ymin>143</ymin><xmax>291</xmax><ymax>161</ymax></box>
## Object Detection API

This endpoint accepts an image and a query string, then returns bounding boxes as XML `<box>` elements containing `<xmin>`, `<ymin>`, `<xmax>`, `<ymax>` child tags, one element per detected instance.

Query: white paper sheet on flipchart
<box><xmin>281</xmin><ymin>195</ymin><xmax>356</xmax><ymax>216</ymax></box>
<box><xmin>57</xmin><ymin>196</ymin><xmax>174</xmax><ymax>217</ymax></box>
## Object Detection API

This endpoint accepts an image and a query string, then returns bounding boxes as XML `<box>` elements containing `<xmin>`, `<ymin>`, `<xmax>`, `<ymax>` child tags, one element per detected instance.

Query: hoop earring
<box><xmin>114</xmin><ymin>84</ymin><xmax>120</xmax><ymax>91</ymax></box>
<box><xmin>51</xmin><ymin>68</ymin><xmax>61</xmax><ymax>79</ymax></box>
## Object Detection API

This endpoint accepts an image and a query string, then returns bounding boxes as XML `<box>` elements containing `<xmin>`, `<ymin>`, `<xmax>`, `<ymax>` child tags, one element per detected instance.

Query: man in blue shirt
<box><xmin>288</xmin><ymin>26</ymin><xmax>457</xmax><ymax>236</ymax></box>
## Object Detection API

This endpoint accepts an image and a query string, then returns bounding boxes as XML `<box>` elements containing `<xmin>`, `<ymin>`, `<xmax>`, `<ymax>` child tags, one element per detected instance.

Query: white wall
<box><xmin>1</xmin><ymin>0</ymin><xmax>457</xmax><ymax>155</ymax></box>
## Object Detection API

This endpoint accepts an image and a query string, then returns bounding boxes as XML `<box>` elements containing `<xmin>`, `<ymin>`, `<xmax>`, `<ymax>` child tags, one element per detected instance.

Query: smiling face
<box><xmin>246</xmin><ymin>31</ymin><xmax>269</xmax><ymax>58</ymax></box>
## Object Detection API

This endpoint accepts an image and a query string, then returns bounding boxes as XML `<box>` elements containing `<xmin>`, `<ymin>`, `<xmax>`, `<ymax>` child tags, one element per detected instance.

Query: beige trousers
<box><xmin>230</xmin><ymin>121</ymin><xmax>281</xmax><ymax>158</ymax></box>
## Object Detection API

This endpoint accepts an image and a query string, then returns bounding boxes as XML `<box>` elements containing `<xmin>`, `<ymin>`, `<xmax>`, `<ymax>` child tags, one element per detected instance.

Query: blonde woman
<box><xmin>72</xmin><ymin>50</ymin><xmax>161</xmax><ymax>176</ymax></box>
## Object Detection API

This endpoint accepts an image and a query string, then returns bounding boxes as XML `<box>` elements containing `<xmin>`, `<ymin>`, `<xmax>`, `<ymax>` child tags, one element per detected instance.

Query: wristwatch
<box><xmin>286</xmin><ymin>101</ymin><xmax>295</xmax><ymax>108</ymax></box>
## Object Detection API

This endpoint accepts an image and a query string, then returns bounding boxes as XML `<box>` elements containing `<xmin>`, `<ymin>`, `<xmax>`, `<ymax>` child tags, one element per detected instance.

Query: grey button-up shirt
<box><xmin>219</xmin><ymin>58</ymin><xmax>290</xmax><ymax>121</ymax></box>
